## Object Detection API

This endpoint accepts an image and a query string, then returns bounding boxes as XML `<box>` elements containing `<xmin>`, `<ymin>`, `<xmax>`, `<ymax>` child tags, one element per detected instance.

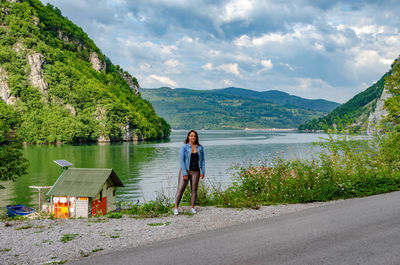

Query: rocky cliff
<box><xmin>366</xmin><ymin>56</ymin><xmax>400</xmax><ymax>134</ymax></box>
<box><xmin>367</xmin><ymin>88</ymin><xmax>391</xmax><ymax>134</ymax></box>
<box><xmin>299</xmin><ymin>54</ymin><xmax>399</xmax><ymax>133</ymax></box>
<box><xmin>27</xmin><ymin>53</ymin><xmax>48</xmax><ymax>94</ymax></box>
<box><xmin>0</xmin><ymin>67</ymin><xmax>16</xmax><ymax>105</ymax></box>
<box><xmin>0</xmin><ymin>0</ymin><xmax>170</xmax><ymax>143</ymax></box>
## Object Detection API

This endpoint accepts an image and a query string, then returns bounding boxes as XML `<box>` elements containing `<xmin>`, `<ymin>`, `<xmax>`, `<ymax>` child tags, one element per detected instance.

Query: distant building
<box><xmin>47</xmin><ymin>168</ymin><xmax>124</xmax><ymax>218</ymax></box>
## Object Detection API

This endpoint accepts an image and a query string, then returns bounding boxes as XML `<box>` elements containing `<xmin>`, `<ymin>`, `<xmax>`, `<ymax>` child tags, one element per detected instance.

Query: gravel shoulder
<box><xmin>0</xmin><ymin>201</ymin><xmax>341</xmax><ymax>265</ymax></box>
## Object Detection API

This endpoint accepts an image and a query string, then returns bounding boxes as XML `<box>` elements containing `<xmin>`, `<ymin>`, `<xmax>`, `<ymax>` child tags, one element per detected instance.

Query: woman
<box><xmin>174</xmin><ymin>130</ymin><xmax>205</xmax><ymax>215</ymax></box>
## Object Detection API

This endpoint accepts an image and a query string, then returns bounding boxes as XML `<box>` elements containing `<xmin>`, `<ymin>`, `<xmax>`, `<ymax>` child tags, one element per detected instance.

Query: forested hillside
<box><xmin>215</xmin><ymin>87</ymin><xmax>340</xmax><ymax>112</ymax></box>
<box><xmin>140</xmin><ymin>87</ymin><xmax>333</xmax><ymax>129</ymax></box>
<box><xmin>299</xmin><ymin>71</ymin><xmax>390</xmax><ymax>131</ymax></box>
<box><xmin>0</xmin><ymin>0</ymin><xmax>170</xmax><ymax>143</ymax></box>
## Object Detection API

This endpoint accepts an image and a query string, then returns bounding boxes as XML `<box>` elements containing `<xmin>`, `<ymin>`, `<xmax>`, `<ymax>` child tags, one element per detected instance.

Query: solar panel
<box><xmin>53</xmin><ymin>160</ymin><xmax>73</xmax><ymax>167</ymax></box>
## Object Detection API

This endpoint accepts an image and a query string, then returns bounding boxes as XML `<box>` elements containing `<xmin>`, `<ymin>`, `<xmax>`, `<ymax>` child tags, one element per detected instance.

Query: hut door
<box><xmin>107</xmin><ymin>187</ymin><xmax>115</xmax><ymax>212</ymax></box>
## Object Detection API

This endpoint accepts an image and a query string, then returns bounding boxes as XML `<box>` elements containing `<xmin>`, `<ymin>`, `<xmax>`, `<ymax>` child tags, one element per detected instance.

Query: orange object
<box><xmin>92</xmin><ymin>197</ymin><xmax>107</xmax><ymax>216</ymax></box>
<box><xmin>54</xmin><ymin>197</ymin><xmax>69</xmax><ymax>218</ymax></box>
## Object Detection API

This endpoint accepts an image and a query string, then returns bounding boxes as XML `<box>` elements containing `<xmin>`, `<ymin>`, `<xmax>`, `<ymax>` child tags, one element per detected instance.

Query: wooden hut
<box><xmin>47</xmin><ymin>168</ymin><xmax>124</xmax><ymax>218</ymax></box>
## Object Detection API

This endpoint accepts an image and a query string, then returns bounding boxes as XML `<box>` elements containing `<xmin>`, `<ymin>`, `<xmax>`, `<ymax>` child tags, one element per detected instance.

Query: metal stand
<box><xmin>29</xmin><ymin>186</ymin><xmax>52</xmax><ymax>211</ymax></box>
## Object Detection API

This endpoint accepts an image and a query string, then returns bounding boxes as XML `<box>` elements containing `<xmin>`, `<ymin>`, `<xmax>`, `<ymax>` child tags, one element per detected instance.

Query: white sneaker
<box><xmin>190</xmin><ymin>208</ymin><xmax>197</xmax><ymax>214</ymax></box>
<box><xmin>173</xmin><ymin>208</ymin><xmax>179</xmax><ymax>215</ymax></box>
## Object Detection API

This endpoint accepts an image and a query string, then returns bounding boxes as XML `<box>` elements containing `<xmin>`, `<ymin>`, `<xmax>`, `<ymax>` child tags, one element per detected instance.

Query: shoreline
<box><xmin>171</xmin><ymin>128</ymin><xmax>300</xmax><ymax>131</ymax></box>
<box><xmin>0</xmin><ymin>201</ymin><xmax>341</xmax><ymax>265</ymax></box>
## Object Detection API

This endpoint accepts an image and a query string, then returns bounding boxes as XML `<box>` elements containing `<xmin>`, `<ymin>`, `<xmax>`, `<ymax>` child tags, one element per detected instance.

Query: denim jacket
<box><xmin>179</xmin><ymin>143</ymin><xmax>205</xmax><ymax>176</ymax></box>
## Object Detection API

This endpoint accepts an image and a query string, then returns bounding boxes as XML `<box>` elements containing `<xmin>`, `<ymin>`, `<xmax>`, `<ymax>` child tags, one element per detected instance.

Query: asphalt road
<box><xmin>70</xmin><ymin>191</ymin><xmax>400</xmax><ymax>265</ymax></box>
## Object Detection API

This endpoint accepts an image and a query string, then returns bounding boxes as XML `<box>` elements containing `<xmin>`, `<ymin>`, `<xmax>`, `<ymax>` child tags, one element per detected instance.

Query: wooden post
<box><xmin>29</xmin><ymin>186</ymin><xmax>52</xmax><ymax>211</ymax></box>
<box><xmin>67</xmin><ymin>196</ymin><xmax>70</xmax><ymax>218</ymax></box>
<box><xmin>39</xmin><ymin>188</ymin><xmax>42</xmax><ymax>210</ymax></box>
<box><xmin>50</xmin><ymin>196</ymin><xmax>53</xmax><ymax>215</ymax></box>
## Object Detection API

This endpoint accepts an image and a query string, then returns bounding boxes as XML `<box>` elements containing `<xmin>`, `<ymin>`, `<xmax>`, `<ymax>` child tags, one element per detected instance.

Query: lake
<box><xmin>0</xmin><ymin>130</ymin><xmax>327</xmax><ymax>208</ymax></box>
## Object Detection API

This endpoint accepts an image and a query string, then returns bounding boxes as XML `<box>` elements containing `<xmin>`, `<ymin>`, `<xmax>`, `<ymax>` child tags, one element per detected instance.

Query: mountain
<box><xmin>299</xmin><ymin>70</ymin><xmax>391</xmax><ymax>131</ymax></box>
<box><xmin>140</xmin><ymin>87</ymin><xmax>339</xmax><ymax>130</ymax></box>
<box><xmin>0</xmin><ymin>0</ymin><xmax>170</xmax><ymax>143</ymax></box>
<box><xmin>213</xmin><ymin>87</ymin><xmax>340</xmax><ymax>112</ymax></box>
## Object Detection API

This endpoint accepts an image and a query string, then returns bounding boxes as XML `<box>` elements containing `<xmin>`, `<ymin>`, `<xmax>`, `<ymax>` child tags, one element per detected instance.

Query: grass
<box><xmin>106</xmin><ymin>212</ymin><xmax>123</xmax><ymax>219</ymax></box>
<box><xmin>110</xmin><ymin>233</ymin><xmax>120</xmax><ymax>238</ymax></box>
<box><xmin>7</xmin><ymin>131</ymin><xmax>399</xmax><ymax>224</ymax></box>
<box><xmin>122</xmin><ymin>200</ymin><xmax>173</xmax><ymax>218</ymax></box>
<box><xmin>88</xmin><ymin>217</ymin><xmax>108</xmax><ymax>223</ymax></box>
<box><xmin>174</xmin><ymin>131</ymin><xmax>400</xmax><ymax>209</ymax></box>
<box><xmin>43</xmin><ymin>259</ymin><xmax>67</xmax><ymax>265</ymax></box>
<box><xmin>147</xmin><ymin>222</ymin><xmax>164</xmax><ymax>226</ymax></box>
<box><xmin>0</xmin><ymin>248</ymin><xmax>11</xmax><ymax>252</ymax></box>
<box><xmin>182</xmin><ymin>212</ymin><xmax>194</xmax><ymax>217</ymax></box>
<box><xmin>112</xmin><ymin>132</ymin><xmax>400</xmax><ymax>217</ymax></box>
<box><xmin>80</xmin><ymin>248</ymin><xmax>104</xmax><ymax>257</ymax></box>
<box><xmin>79</xmin><ymin>250</ymin><xmax>90</xmax><ymax>257</ymax></box>
<box><xmin>15</xmin><ymin>224</ymin><xmax>32</xmax><ymax>230</ymax></box>
<box><xmin>60</xmin><ymin>233</ymin><xmax>79</xmax><ymax>243</ymax></box>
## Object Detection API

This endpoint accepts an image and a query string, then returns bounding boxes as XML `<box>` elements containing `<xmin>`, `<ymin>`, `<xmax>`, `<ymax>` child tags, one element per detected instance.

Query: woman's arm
<box><xmin>179</xmin><ymin>145</ymin><xmax>188</xmax><ymax>177</ymax></box>
<box><xmin>200</xmin><ymin>148</ymin><xmax>205</xmax><ymax>178</ymax></box>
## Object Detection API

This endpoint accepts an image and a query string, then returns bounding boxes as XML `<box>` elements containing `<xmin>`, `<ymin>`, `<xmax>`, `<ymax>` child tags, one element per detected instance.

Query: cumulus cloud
<box><xmin>223</xmin><ymin>79</ymin><xmax>233</xmax><ymax>86</ymax></box>
<box><xmin>216</xmin><ymin>63</ymin><xmax>240</xmax><ymax>76</ymax></box>
<box><xmin>165</xmin><ymin>59</ymin><xmax>179</xmax><ymax>67</ymax></box>
<box><xmin>41</xmin><ymin>0</ymin><xmax>400</xmax><ymax>102</ymax></box>
<box><xmin>221</xmin><ymin>0</ymin><xmax>254</xmax><ymax>23</ymax></box>
<box><xmin>260</xmin><ymin>59</ymin><xmax>273</xmax><ymax>69</ymax></box>
<box><xmin>149</xmin><ymin>74</ymin><xmax>177</xmax><ymax>87</ymax></box>
<box><xmin>202</xmin><ymin>63</ymin><xmax>213</xmax><ymax>71</ymax></box>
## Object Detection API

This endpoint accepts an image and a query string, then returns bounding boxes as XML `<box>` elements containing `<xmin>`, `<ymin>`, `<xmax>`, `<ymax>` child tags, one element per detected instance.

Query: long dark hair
<box><xmin>184</xmin><ymin>130</ymin><xmax>201</xmax><ymax>146</ymax></box>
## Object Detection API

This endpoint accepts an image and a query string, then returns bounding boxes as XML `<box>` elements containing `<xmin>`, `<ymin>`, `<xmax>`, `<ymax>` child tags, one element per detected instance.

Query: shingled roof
<box><xmin>47</xmin><ymin>168</ymin><xmax>123</xmax><ymax>197</ymax></box>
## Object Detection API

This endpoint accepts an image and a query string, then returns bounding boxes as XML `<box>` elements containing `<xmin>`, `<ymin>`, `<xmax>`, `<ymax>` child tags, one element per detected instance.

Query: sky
<box><xmin>40</xmin><ymin>0</ymin><xmax>400</xmax><ymax>103</ymax></box>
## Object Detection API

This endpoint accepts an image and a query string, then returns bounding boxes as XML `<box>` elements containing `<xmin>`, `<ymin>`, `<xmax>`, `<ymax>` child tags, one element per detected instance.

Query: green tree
<box><xmin>0</xmin><ymin>101</ymin><xmax>28</xmax><ymax>189</ymax></box>
<box><xmin>384</xmin><ymin>59</ymin><xmax>400</xmax><ymax>130</ymax></box>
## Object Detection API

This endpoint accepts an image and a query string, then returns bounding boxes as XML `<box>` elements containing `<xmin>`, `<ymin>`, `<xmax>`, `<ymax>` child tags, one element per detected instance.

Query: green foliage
<box><xmin>0</xmin><ymin>249</ymin><xmax>11</xmax><ymax>252</ymax></box>
<box><xmin>216</xmin><ymin>87</ymin><xmax>340</xmax><ymax>112</ymax></box>
<box><xmin>0</xmin><ymin>102</ymin><xmax>28</xmax><ymax>188</ymax></box>
<box><xmin>15</xmin><ymin>223</ymin><xmax>33</xmax><ymax>230</ymax></box>
<box><xmin>147</xmin><ymin>222</ymin><xmax>164</xmax><ymax>226</ymax></box>
<box><xmin>299</xmin><ymin>71</ymin><xmax>390</xmax><ymax>131</ymax></box>
<box><xmin>0</xmin><ymin>0</ymin><xmax>170</xmax><ymax>144</ymax></box>
<box><xmin>190</xmin><ymin>131</ymin><xmax>400</xmax><ymax>208</ymax></box>
<box><xmin>141</xmin><ymin>87</ymin><xmax>330</xmax><ymax>129</ymax></box>
<box><xmin>106</xmin><ymin>212</ymin><xmax>122</xmax><ymax>219</ymax></box>
<box><xmin>122</xmin><ymin>199</ymin><xmax>172</xmax><ymax>218</ymax></box>
<box><xmin>60</xmin><ymin>233</ymin><xmax>78</xmax><ymax>243</ymax></box>
<box><xmin>384</xmin><ymin>59</ymin><xmax>400</xmax><ymax>130</ymax></box>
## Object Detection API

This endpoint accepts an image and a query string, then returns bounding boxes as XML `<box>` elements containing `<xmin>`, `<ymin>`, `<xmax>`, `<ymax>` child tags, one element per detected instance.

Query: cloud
<box><xmin>165</xmin><ymin>59</ymin><xmax>179</xmax><ymax>67</ymax></box>
<box><xmin>260</xmin><ymin>59</ymin><xmax>273</xmax><ymax>69</ymax></box>
<box><xmin>216</xmin><ymin>63</ymin><xmax>240</xmax><ymax>76</ymax></box>
<box><xmin>223</xmin><ymin>79</ymin><xmax>233</xmax><ymax>86</ymax></box>
<box><xmin>149</xmin><ymin>75</ymin><xmax>177</xmax><ymax>87</ymax></box>
<box><xmin>41</xmin><ymin>0</ymin><xmax>400</xmax><ymax>102</ymax></box>
<box><xmin>221</xmin><ymin>0</ymin><xmax>254</xmax><ymax>23</ymax></box>
<box><xmin>202</xmin><ymin>63</ymin><xmax>213</xmax><ymax>71</ymax></box>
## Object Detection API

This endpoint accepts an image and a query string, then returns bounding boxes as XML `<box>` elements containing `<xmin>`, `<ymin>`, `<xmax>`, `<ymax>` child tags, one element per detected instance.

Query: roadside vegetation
<box><xmin>121</xmin><ymin>58</ymin><xmax>400</xmax><ymax>212</ymax></box>
<box><xmin>117</xmin><ymin>127</ymin><xmax>400</xmax><ymax>213</ymax></box>
<box><xmin>189</xmin><ymin>131</ymin><xmax>400</xmax><ymax>208</ymax></box>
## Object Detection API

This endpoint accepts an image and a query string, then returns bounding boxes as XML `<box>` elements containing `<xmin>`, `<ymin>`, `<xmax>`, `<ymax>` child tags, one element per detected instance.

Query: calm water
<box><xmin>0</xmin><ymin>130</ymin><xmax>327</xmax><ymax>208</ymax></box>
